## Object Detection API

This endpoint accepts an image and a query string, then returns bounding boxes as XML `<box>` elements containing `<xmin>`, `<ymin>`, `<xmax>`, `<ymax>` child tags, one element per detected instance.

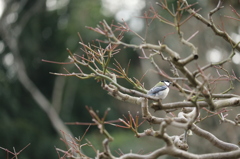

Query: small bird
<box><xmin>147</xmin><ymin>80</ymin><xmax>171</xmax><ymax>100</ymax></box>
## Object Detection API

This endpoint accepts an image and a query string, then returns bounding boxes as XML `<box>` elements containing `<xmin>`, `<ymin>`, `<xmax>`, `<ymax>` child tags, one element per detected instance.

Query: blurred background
<box><xmin>0</xmin><ymin>0</ymin><xmax>240</xmax><ymax>158</ymax></box>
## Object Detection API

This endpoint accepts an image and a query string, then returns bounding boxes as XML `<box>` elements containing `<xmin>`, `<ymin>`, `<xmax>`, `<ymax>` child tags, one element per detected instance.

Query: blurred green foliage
<box><xmin>0</xmin><ymin>0</ymin><xmax>118</xmax><ymax>158</ymax></box>
<box><xmin>1</xmin><ymin>0</ymin><xmax>240</xmax><ymax>158</ymax></box>
<box><xmin>0</xmin><ymin>0</ymin><xmax>148</xmax><ymax>158</ymax></box>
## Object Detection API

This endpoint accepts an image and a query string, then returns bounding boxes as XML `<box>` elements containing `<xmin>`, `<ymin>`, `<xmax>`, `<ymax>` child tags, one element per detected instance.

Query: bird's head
<box><xmin>155</xmin><ymin>80</ymin><xmax>171</xmax><ymax>87</ymax></box>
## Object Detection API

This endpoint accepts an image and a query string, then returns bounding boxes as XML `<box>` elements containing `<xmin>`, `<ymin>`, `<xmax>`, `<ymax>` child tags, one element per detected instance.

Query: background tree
<box><xmin>0</xmin><ymin>0</ymin><xmax>114</xmax><ymax>158</ymax></box>
<box><xmin>1</xmin><ymin>0</ymin><xmax>240</xmax><ymax>159</ymax></box>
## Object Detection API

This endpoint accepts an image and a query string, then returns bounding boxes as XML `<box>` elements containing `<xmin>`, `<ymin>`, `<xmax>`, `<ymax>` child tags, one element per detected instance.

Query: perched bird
<box><xmin>147</xmin><ymin>80</ymin><xmax>171</xmax><ymax>100</ymax></box>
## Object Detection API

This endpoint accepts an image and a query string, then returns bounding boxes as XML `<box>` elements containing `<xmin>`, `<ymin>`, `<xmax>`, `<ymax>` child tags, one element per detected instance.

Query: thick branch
<box><xmin>158</xmin><ymin>97</ymin><xmax>240</xmax><ymax>110</ymax></box>
<box><xmin>191</xmin><ymin>124</ymin><xmax>239</xmax><ymax>151</ymax></box>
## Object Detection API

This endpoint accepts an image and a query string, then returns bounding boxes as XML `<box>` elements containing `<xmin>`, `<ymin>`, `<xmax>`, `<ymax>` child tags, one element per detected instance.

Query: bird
<box><xmin>147</xmin><ymin>80</ymin><xmax>171</xmax><ymax>100</ymax></box>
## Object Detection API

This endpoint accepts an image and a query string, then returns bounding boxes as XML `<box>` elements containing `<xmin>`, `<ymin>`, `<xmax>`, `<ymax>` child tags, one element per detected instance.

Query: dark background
<box><xmin>0</xmin><ymin>0</ymin><xmax>240</xmax><ymax>158</ymax></box>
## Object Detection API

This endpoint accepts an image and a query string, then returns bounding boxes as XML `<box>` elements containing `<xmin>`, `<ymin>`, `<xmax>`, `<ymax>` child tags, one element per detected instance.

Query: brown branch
<box><xmin>156</xmin><ymin>97</ymin><xmax>240</xmax><ymax>110</ymax></box>
<box><xmin>191</xmin><ymin>124</ymin><xmax>239</xmax><ymax>151</ymax></box>
<box><xmin>181</xmin><ymin>0</ymin><xmax>240</xmax><ymax>52</ymax></box>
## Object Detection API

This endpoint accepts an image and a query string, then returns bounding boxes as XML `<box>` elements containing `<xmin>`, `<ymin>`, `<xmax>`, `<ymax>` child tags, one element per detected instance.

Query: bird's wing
<box><xmin>147</xmin><ymin>85</ymin><xmax>167</xmax><ymax>95</ymax></box>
